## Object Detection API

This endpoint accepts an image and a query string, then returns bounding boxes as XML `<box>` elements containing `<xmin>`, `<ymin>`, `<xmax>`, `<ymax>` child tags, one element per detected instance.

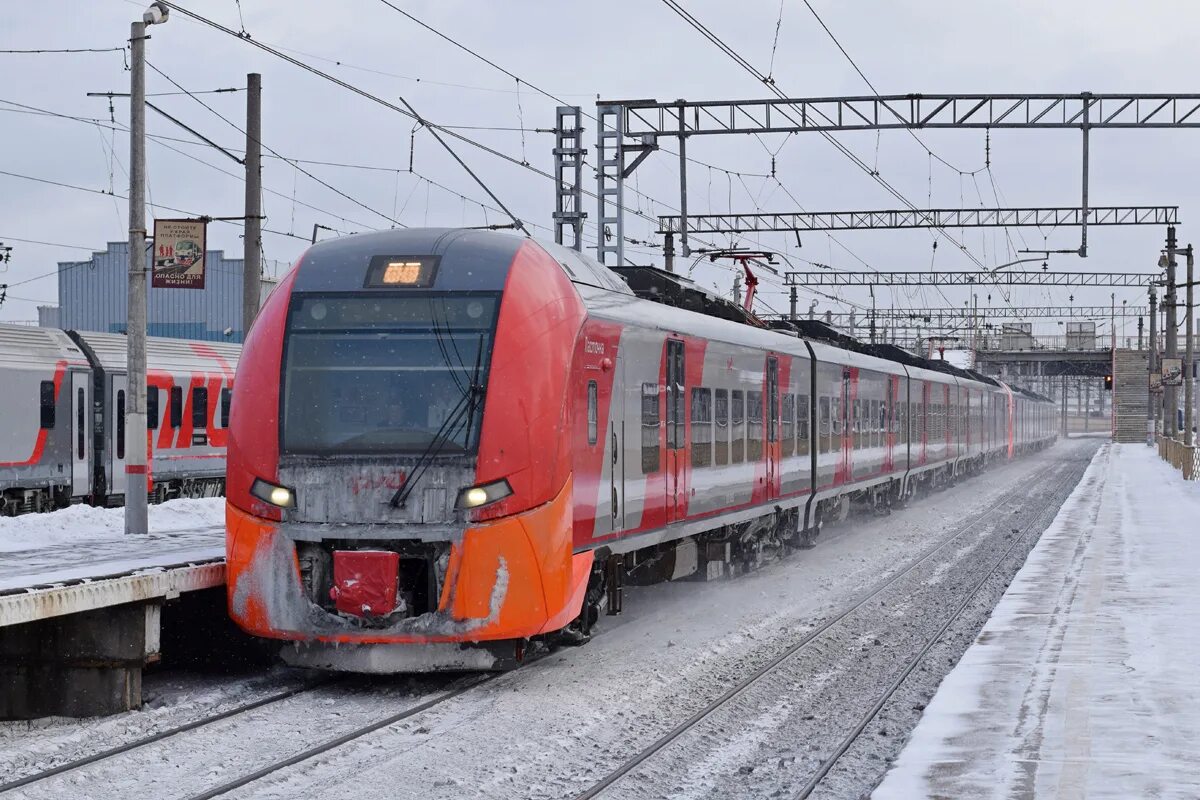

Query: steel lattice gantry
<box><xmin>595</xmin><ymin>93</ymin><xmax>1200</xmax><ymax>266</ymax></box>
<box><xmin>781</xmin><ymin>305</ymin><xmax>1149</xmax><ymax>323</ymax></box>
<box><xmin>657</xmin><ymin>206</ymin><xmax>1179</xmax><ymax>235</ymax></box>
<box><xmin>782</xmin><ymin>270</ymin><xmax>1156</xmax><ymax>287</ymax></box>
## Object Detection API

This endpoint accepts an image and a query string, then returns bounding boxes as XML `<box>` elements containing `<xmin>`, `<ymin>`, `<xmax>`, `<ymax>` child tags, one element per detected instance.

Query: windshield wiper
<box><xmin>389</xmin><ymin>342</ymin><xmax>487</xmax><ymax>509</ymax></box>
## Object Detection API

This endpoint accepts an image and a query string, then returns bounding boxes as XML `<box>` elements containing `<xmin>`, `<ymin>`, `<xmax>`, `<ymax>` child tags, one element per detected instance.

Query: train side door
<box><xmin>70</xmin><ymin>372</ymin><xmax>91</xmax><ymax>497</ymax></box>
<box><xmin>611</xmin><ymin>353</ymin><xmax>626</xmax><ymax>533</ymax></box>
<box><xmin>665</xmin><ymin>339</ymin><xmax>685</xmax><ymax>522</ymax></box>
<box><xmin>766</xmin><ymin>356</ymin><xmax>779</xmax><ymax>497</ymax></box>
<box><xmin>110</xmin><ymin>374</ymin><xmax>127</xmax><ymax>497</ymax></box>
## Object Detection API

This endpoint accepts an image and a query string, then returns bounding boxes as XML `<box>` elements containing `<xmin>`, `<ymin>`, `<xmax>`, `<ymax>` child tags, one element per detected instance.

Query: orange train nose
<box><xmin>225</xmin><ymin>476</ymin><xmax>591</xmax><ymax>644</ymax></box>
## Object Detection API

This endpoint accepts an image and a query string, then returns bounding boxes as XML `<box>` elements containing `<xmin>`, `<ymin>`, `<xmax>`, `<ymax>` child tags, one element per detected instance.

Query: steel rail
<box><xmin>0</xmin><ymin>678</ymin><xmax>334</xmax><ymax>794</ymax></box>
<box><xmin>571</xmin><ymin>454</ymin><xmax>1073</xmax><ymax>800</ymax></box>
<box><xmin>183</xmin><ymin>675</ymin><xmax>497</xmax><ymax>800</ymax></box>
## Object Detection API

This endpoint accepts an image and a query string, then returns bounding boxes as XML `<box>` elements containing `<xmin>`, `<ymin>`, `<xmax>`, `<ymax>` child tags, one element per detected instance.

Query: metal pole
<box><xmin>242</xmin><ymin>72</ymin><xmax>262</xmax><ymax>340</ymax></box>
<box><xmin>1149</xmin><ymin>283</ymin><xmax>1158</xmax><ymax>445</ymax></box>
<box><xmin>1061</xmin><ymin>374</ymin><xmax>1068</xmax><ymax>436</ymax></box>
<box><xmin>125</xmin><ymin>20</ymin><xmax>149</xmax><ymax>535</ymax></box>
<box><xmin>1166</xmin><ymin>226</ymin><xmax>1178</xmax><ymax>437</ymax></box>
<box><xmin>677</xmin><ymin>103</ymin><xmax>689</xmax><ymax>258</ymax></box>
<box><xmin>663</xmin><ymin>233</ymin><xmax>674</xmax><ymax>273</ymax></box>
<box><xmin>1185</xmin><ymin>246</ymin><xmax>1195</xmax><ymax>446</ymax></box>
<box><xmin>789</xmin><ymin>286</ymin><xmax>797</xmax><ymax>320</ymax></box>
<box><xmin>1079</xmin><ymin>95</ymin><xmax>1091</xmax><ymax>257</ymax></box>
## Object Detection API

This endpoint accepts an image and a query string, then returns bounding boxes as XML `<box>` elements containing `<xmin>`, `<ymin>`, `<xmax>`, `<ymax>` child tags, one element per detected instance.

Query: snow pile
<box><xmin>874</xmin><ymin>444</ymin><xmax>1200</xmax><ymax>799</ymax></box>
<box><xmin>0</xmin><ymin>498</ymin><xmax>224</xmax><ymax>553</ymax></box>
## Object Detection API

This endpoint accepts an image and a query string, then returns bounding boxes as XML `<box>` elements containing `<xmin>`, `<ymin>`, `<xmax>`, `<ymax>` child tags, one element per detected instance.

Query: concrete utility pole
<box><xmin>126</xmin><ymin>3</ymin><xmax>169</xmax><ymax>535</ymax></box>
<box><xmin>1149</xmin><ymin>283</ymin><xmax>1158</xmax><ymax>445</ymax></box>
<box><xmin>242</xmin><ymin>72</ymin><xmax>262</xmax><ymax>339</ymax></box>
<box><xmin>1185</xmin><ymin>245</ymin><xmax>1195</xmax><ymax>446</ymax></box>
<box><xmin>1165</xmin><ymin>226</ymin><xmax>1179</xmax><ymax>437</ymax></box>
<box><xmin>789</xmin><ymin>286</ymin><xmax>797</xmax><ymax>320</ymax></box>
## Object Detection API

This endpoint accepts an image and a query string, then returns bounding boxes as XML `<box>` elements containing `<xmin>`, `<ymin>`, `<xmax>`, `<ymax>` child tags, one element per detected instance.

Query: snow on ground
<box><xmin>874</xmin><ymin>444</ymin><xmax>1200</xmax><ymax>800</ymax></box>
<box><xmin>0</xmin><ymin>498</ymin><xmax>224</xmax><ymax>590</ymax></box>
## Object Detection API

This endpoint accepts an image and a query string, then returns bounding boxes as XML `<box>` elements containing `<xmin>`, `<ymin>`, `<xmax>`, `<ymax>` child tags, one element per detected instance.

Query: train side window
<box><xmin>831</xmin><ymin>395</ymin><xmax>841</xmax><ymax>436</ymax></box>
<box><xmin>116</xmin><ymin>389</ymin><xmax>125</xmax><ymax>460</ymax></box>
<box><xmin>714</xmin><ymin>389</ymin><xmax>729</xmax><ymax>465</ymax></box>
<box><xmin>797</xmin><ymin>394</ymin><xmax>810</xmax><ymax>457</ymax></box>
<box><xmin>747</xmin><ymin>390</ymin><xmax>763</xmax><ymax>460</ymax></box>
<box><xmin>640</xmin><ymin>383</ymin><xmax>660</xmax><ymax>473</ymax></box>
<box><xmin>731</xmin><ymin>390</ymin><xmax>745</xmax><ymax>464</ymax></box>
<box><xmin>781</xmin><ymin>393</ymin><xmax>795</xmax><ymax>457</ymax></box>
<box><xmin>192</xmin><ymin>387</ymin><xmax>208</xmax><ymax>429</ymax></box>
<box><xmin>587</xmin><ymin>381</ymin><xmax>598</xmax><ymax>446</ymax></box>
<box><xmin>39</xmin><ymin>381</ymin><xmax>55</xmax><ymax>429</ymax></box>
<box><xmin>147</xmin><ymin>387</ymin><xmax>159</xmax><ymax>430</ymax></box>
<box><xmin>170</xmin><ymin>386</ymin><xmax>183</xmax><ymax>428</ymax></box>
<box><xmin>220</xmin><ymin>387</ymin><xmax>232</xmax><ymax>428</ymax></box>
<box><xmin>691</xmin><ymin>388</ymin><xmax>712</xmax><ymax>467</ymax></box>
<box><xmin>76</xmin><ymin>387</ymin><xmax>86</xmax><ymax>459</ymax></box>
<box><xmin>818</xmin><ymin>395</ymin><xmax>831</xmax><ymax>454</ymax></box>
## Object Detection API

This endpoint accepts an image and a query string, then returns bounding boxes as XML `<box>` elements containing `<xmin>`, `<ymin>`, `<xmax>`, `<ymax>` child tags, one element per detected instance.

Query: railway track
<box><xmin>572</xmin><ymin>452</ymin><xmax>1090</xmax><ymax>800</ymax></box>
<box><xmin>0</xmin><ymin>672</ymin><xmax>492</xmax><ymax>799</ymax></box>
<box><xmin>0</xmin><ymin>679</ymin><xmax>330</xmax><ymax>795</ymax></box>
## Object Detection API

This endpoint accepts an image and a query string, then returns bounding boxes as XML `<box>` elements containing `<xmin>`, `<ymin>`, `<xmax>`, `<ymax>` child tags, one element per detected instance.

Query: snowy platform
<box><xmin>0</xmin><ymin>499</ymin><xmax>224</xmax><ymax>626</ymax></box>
<box><xmin>875</xmin><ymin>443</ymin><xmax>1200</xmax><ymax>799</ymax></box>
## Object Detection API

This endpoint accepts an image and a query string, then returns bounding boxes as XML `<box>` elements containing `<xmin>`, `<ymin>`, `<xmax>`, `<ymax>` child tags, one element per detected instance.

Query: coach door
<box><xmin>766</xmin><ymin>356</ymin><xmax>780</xmax><ymax>497</ymax></box>
<box><xmin>665</xmin><ymin>339</ymin><xmax>686</xmax><ymax>522</ymax></box>
<box><xmin>70</xmin><ymin>372</ymin><xmax>91</xmax><ymax>497</ymax></box>
<box><xmin>110</xmin><ymin>375</ymin><xmax>128</xmax><ymax>497</ymax></box>
<box><xmin>610</xmin><ymin>353</ymin><xmax>626</xmax><ymax>533</ymax></box>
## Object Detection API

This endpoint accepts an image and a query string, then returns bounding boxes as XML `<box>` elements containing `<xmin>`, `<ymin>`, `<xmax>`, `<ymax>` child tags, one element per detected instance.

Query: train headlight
<box><xmin>455</xmin><ymin>478</ymin><xmax>512</xmax><ymax>510</ymax></box>
<box><xmin>251</xmin><ymin>477</ymin><xmax>297</xmax><ymax>509</ymax></box>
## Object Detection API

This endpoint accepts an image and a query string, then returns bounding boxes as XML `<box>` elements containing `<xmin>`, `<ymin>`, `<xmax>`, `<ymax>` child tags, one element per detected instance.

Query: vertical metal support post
<box><xmin>242</xmin><ymin>72</ymin><xmax>262</xmax><ymax>339</ymax></box>
<box><xmin>553</xmin><ymin>106</ymin><xmax>586</xmax><ymax>251</ymax></box>
<box><xmin>1166</xmin><ymin>226</ymin><xmax>1178</xmax><ymax>437</ymax></box>
<box><xmin>125</xmin><ymin>20</ymin><xmax>149</xmax><ymax>535</ymax></box>
<box><xmin>1061</xmin><ymin>375</ymin><xmax>1068</xmax><ymax>437</ymax></box>
<box><xmin>663</xmin><ymin>233</ymin><xmax>675</xmax><ymax>273</ymax></box>
<box><xmin>1149</xmin><ymin>283</ymin><xmax>1158</xmax><ymax>445</ymax></box>
<box><xmin>789</xmin><ymin>286</ymin><xmax>798</xmax><ymax>320</ymax></box>
<box><xmin>1079</xmin><ymin>93</ymin><xmax>1091</xmax><ymax>258</ymax></box>
<box><xmin>1185</xmin><ymin>246</ymin><xmax>1195</xmax><ymax>446</ymax></box>
<box><xmin>595</xmin><ymin>104</ymin><xmax>623</xmax><ymax>266</ymax></box>
<box><xmin>677</xmin><ymin>102</ymin><xmax>689</xmax><ymax>259</ymax></box>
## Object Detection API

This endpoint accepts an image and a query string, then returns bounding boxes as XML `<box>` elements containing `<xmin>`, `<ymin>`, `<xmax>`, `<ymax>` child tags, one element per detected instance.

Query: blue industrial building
<box><xmin>55</xmin><ymin>242</ymin><xmax>277</xmax><ymax>342</ymax></box>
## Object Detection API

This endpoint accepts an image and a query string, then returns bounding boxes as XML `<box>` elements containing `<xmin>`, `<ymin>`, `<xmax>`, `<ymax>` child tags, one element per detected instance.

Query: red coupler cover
<box><xmin>330</xmin><ymin>550</ymin><xmax>400</xmax><ymax>617</ymax></box>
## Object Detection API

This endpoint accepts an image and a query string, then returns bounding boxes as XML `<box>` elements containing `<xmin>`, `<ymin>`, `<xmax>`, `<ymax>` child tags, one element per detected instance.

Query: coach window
<box><xmin>818</xmin><ymin>395</ymin><xmax>830</xmax><ymax>454</ymax></box>
<box><xmin>147</xmin><ymin>387</ymin><xmax>159</xmax><ymax>430</ymax></box>
<box><xmin>116</xmin><ymin>390</ymin><xmax>125</xmax><ymax>460</ymax></box>
<box><xmin>797</xmin><ymin>394</ymin><xmax>811</xmax><ymax>457</ymax></box>
<box><xmin>747</xmin><ymin>390</ymin><xmax>763</xmax><ymax>460</ymax></box>
<box><xmin>191</xmin><ymin>387</ymin><xmax>208</xmax><ymax>429</ymax></box>
<box><xmin>220</xmin><ymin>387</ymin><xmax>232</xmax><ymax>429</ymax></box>
<box><xmin>640</xmin><ymin>383</ymin><xmax>660</xmax><ymax>473</ymax></box>
<box><xmin>39</xmin><ymin>381</ymin><xmax>55</xmax><ymax>428</ymax></box>
<box><xmin>691</xmin><ymin>388</ymin><xmax>712</xmax><ymax>467</ymax></box>
<box><xmin>831</xmin><ymin>395</ymin><xmax>841</xmax><ymax>440</ymax></box>
<box><xmin>714</xmin><ymin>389</ymin><xmax>729</xmax><ymax>464</ymax></box>
<box><xmin>781</xmin><ymin>393</ymin><xmax>795</xmax><ymax>457</ymax></box>
<box><xmin>586</xmin><ymin>381</ymin><xmax>599</xmax><ymax>446</ymax></box>
<box><xmin>731</xmin><ymin>390</ymin><xmax>745</xmax><ymax>463</ymax></box>
<box><xmin>170</xmin><ymin>386</ymin><xmax>183</xmax><ymax>428</ymax></box>
<box><xmin>852</xmin><ymin>398</ymin><xmax>862</xmax><ymax>448</ymax></box>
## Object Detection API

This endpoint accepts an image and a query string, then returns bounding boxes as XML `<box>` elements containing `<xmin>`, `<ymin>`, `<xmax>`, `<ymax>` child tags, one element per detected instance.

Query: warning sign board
<box><xmin>152</xmin><ymin>218</ymin><xmax>207</xmax><ymax>289</ymax></box>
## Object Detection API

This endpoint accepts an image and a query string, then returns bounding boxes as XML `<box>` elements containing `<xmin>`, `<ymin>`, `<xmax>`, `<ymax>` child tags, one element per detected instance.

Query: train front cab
<box><xmin>224</xmin><ymin>230</ymin><xmax>601</xmax><ymax>670</ymax></box>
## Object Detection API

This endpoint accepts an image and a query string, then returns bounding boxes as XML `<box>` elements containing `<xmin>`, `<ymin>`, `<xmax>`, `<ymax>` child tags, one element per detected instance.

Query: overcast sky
<box><xmin>3</xmin><ymin>0</ymin><xmax>1198</xmax><ymax>343</ymax></box>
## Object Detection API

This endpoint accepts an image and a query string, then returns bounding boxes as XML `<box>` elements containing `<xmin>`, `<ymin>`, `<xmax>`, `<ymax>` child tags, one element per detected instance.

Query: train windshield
<box><xmin>281</xmin><ymin>294</ymin><xmax>499</xmax><ymax>455</ymax></box>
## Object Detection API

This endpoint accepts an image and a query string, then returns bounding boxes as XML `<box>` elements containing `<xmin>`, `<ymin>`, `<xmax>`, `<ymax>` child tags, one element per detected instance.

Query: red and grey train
<box><xmin>0</xmin><ymin>323</ymin><xmax>239</xmax><ymax>515</ymax></box>
<box><xmin>225</xmin><ymin>228</ymin><xmax>1056</xmax><ymax>671</ymax></box>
